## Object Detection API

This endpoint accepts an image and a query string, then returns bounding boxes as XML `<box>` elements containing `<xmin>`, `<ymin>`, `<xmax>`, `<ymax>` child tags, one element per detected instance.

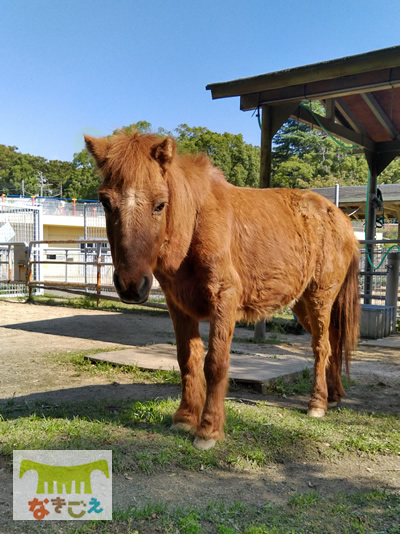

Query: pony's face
<box><xmin>85</xmin><ymin>132</ymin><xmax>174</xmax><ymax>304</ymax></box>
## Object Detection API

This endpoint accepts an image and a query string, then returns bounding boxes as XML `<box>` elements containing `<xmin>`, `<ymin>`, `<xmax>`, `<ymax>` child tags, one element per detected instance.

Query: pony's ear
<box><xmin>84</xmin><ymin>135</ymin><xmax>111</xmax><ymax>167</ymax></box>
<box><xmin>151</xmin><ymin>137</ymin><xmax>176</xmax><ymax>171</ymax></box>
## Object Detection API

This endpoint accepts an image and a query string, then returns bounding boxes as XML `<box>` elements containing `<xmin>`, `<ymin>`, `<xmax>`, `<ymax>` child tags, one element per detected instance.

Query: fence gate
<box><xmin>0</xmin><ymin>203</ymin><xmax>42</xmax><ymax>297</ymax></box>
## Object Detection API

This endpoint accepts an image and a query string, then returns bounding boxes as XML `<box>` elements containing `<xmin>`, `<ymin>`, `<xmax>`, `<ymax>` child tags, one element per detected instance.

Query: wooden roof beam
<box><xmin>376</xmin><ymin>139</ymin><xmax>400</xmax><ymax>153</ymax></box>
<box><xmin>207</xmin><ymin>46</ymin><xmax>400</xmax><ymax>99</ymax></box>
<box><xmin>324</xmin><ymin>99</ymin><xmax>336</xmax><ymax>121</ymax></box>
<box><xmin>240</xmin><ymin>67</ymin><xmax>400</xmax><ymax>111</ymax></box>
<box><xmin>361</xmin><ymin>92</ymin><xmax>400</xmax><ymax>140</ymax></box>
<box><xmin>293</xmin><ymin>105</ymin><xmax>376</xmax><ymax>152</ymax></box>
<box><xmin>334</xmin><ymin>98</ymin><xmax>370</xmax><ymax>136</ymax></box>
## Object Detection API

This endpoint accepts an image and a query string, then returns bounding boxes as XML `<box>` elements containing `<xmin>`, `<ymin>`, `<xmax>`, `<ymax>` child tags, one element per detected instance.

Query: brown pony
<box><xmin>85</xmin><ymin>129</ymin><xmax>360</xmax><ymax>451</ymax></box>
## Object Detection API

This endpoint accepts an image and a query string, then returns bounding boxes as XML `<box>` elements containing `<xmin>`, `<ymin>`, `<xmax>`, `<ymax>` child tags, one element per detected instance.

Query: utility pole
<box><xmin>39</xmin><ymin>172</ymin><xmax>44</xmax><ymax>196</ymax></box>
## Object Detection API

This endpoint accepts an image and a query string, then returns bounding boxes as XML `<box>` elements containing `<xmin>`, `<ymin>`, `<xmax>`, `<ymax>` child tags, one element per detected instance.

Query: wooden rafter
<box><xmin>361</xmin><ymin>92</ymin><xmax>399</xmax><ymax>140</ymax></box>
<box><xmin>239</xmin><ymin>67</ymin><xmax>400</xmax><ymax>111</ymax></box>
<box><xmin>207</xmin><ymin>46</ymin><xmax>400</xmax><ymax>99</ymax></box>
<box><xmin>293</xmin><ymin>105</ymin><xmax>375</xmax><ymax>152</ymax></box>
<box><xmin>334</xmin><ymin>98</ymin><xmax>369</xmax><ymax>136</ymax></box>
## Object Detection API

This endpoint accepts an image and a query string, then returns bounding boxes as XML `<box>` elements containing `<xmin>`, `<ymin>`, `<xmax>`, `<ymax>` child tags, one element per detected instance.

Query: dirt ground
<box><xmin>0</xmin><ymin>299</ymin><xmax>399</xmax><ymax>530</ymax></box>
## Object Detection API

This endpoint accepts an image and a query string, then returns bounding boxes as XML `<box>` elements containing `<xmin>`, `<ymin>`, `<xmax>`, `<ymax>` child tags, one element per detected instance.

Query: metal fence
<box><xmin>359</xmin><ymin>240</ymin><xmax>400</xmax><ymax>309</ymax></box>
<box><xmin>0</xmin><ymin>203</ymin><xmax>42</xmax><ymax>297</ymax></box>
<box><xmin>0</xmin><ymin>237</ymin><xmax>166</xmax><ymax>309</ymax></box>
<box><xmin>27</xmin><ymin>239</ymin><xmax>114</xmax><ymax>300</ymax></box>
<box><xmin>1</xmin><ymin>196</ymin><xmax>100</xmax><ymax>218</ymax></box>
<box><xmin>84</xmin><ymin>203</ymin><xmax>107</xmax><ymax>241</ymax></box>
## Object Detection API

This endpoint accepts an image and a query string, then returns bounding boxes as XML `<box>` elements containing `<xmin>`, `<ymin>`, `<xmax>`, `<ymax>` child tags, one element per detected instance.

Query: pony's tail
<box><xmin>331</xmin><ymin>246</ymin><xmax>360</xmax><ymax>375</ymax></box>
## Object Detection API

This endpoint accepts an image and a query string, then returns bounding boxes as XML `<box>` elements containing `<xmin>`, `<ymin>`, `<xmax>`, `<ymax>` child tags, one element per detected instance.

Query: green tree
<box><xmin>0</xmin><ymin>145</ymin><xmax>18</xmax><ymax>179</ymax></box>
<box><xmin>113</xmin><ymin>121</ymin><xmax>172</xmax><ymax>137</ymax></box>
<box><xmin>6</xmin><ymin>155</ymin><xmax>38</xmax><ymax>195</ymax></box>
<box><xmin>64</xmin><ymin>149</ymin><xmax>100</xmax><ymax>199</ymax></box>
<box><xmin>379</xmin><ymin>157</ymin><xmax>400</xmax><ymax>184</ymax></box>
<box><xmin>175</xmin><ymin>124</ymin><xmax>260</xmax><ymax>187</ymax></box>
<box><xmin>272</xmin><ymin>109</ymin><xmax>371</xmax><ymax>189</ymax></box>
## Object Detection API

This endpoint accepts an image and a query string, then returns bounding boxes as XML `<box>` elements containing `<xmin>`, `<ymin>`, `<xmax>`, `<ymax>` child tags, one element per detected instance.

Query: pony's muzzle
<box><xmin>113</xmin><ymin>272</ymin><xmax>152</xmax><ymax>304</ymax></box>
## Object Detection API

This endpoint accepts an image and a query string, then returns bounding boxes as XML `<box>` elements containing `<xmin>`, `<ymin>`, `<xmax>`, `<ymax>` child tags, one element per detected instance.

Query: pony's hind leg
<box><xmin>293</xmin><ymin>299</ymin><xmax>329</xmax><ymax>413</ymax></box>
<box><xmin>326</xmin><ymin>323</ymin><xmax>345</xmax><ymax>407</ymax></box>
<box><xmin>167</xmin><ymin>300</ymin><xmax>206</xmax><ymax>433</ymax></box>
<box><xmin>298</xmin><ymin>291</ymin><xmax>337</xmax><ymax>418</ymax></box>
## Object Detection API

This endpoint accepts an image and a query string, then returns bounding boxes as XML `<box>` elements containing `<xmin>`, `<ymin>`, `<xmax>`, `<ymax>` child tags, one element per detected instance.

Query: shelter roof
<box><xmin>207</xmin><ymin>46</ymin><xmax>400</xmax><ymax>154</ymax></box>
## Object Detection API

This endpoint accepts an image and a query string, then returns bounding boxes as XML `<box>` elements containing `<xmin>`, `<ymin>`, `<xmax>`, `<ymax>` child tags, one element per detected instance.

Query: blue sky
<box><xmin>1</xmin><ymin>0</ymin><xmax>400</xmax><ymax>162</ymax></box>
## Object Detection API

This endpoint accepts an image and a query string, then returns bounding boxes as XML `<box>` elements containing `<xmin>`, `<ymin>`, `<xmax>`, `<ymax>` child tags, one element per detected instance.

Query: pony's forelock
<box><xmin>102</xmin><ymin>129</ymin><xmax>165</xmax><ymax>186</ymax></box>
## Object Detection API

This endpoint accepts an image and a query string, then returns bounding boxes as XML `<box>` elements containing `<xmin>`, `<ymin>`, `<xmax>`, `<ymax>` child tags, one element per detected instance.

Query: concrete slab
<box><xmin>358</xmin><ymin>335</ymin><xmax>400</xmax><ymax>350</ymax></box>
<box><xmin>87</xmin><ymin>343</ymin><xmax>313</xmax><ymax>393</ymax></box>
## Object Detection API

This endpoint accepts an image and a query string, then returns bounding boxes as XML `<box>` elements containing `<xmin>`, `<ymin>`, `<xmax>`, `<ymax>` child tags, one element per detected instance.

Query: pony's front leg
<box><xmin>167</xmin><ymin>300</ymin><xmax>206</xmax><ymax>433</ymax></box>
<box><xmin>193</xmin><ymin>296</ymin><xmax>237</xmax><ymax>451</ymax></box>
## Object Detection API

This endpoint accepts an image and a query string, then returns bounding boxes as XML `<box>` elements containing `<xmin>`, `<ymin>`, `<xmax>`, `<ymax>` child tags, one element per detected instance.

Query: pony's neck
<box><xmin>156</xmin><ymin>156</ymin><xmax>209</xmax><ymax>275</ymax></box>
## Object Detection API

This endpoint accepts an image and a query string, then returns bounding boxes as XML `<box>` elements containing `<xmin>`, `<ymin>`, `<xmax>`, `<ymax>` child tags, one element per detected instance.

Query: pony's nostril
<box><xmin>138</xmin><ymin>275</ymin><xmax>151</xmax><ymax>299</ymax></box>
<box><xmin>113</xmin><ymin>272</ymin><xmax>122</xmax><ymax>293</ymax></box>
<box><xmin>114</xmin><ymin>272</ymin><xmax>152</xmax><ymax>303</ymax></box>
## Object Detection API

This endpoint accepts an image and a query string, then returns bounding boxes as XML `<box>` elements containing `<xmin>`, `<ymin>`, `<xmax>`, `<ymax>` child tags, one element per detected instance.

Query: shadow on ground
<box><xmin>3</xmin><ymin>313</ymin><xmax>179</xmax><ymax>346</ymax></box>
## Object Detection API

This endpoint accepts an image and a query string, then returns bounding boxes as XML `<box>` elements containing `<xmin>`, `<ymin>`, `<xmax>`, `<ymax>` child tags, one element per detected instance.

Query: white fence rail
<box><xmin>0</xmin><ymin>239</ymin><xmax>167</xmax><ymax>310</ymax></box>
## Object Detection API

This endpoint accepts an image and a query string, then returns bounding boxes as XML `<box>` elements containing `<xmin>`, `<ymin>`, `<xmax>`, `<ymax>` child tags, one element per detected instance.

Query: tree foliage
<box><xmin>271</xmin><ymin>117</ymin><xmax>371</xmax><ymax>188</ymax></box>
<box><xmin>1</xmin><ymin>116</ymin><xmax>399</xmax><ymax>200</ymax></box>
<box><xmin>175</xmin><ymin>124</ymin><xmax>260</xmax><ymax>187</ymax></box>
<box><xmin>271</xmin><ymin>102</ymin><xmax>400</xmax><ymax>188</ymax></box>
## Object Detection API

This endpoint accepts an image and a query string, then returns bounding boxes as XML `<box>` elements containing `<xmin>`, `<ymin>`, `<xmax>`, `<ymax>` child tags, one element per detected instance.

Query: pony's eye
<box><xmin>101</xmin><ymin>198</ymin><xmax>112</xmax><ymax>213</ymax></box>
<box><xmin>153</xmin><ymin>203</ymin><xmax>165</xmax><ymax>214</ymax></box>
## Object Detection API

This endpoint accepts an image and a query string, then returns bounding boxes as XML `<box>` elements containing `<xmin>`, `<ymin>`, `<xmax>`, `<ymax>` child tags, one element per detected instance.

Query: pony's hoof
<box><xmin>193</xmin><ymin>437</ymin><xmax>216</xmax><ymax>451</ymax></box>
<box><xmin>171</xmin><ymin>422</ymin><xmax>196</xmax><ymax>434</ymax></box>
<box><xmin>328</xmin><ymin>401</ymin><xmax>339</xmax><ymax>408</ymax></box>
<box><xmin>308</xmin><ymin>408</ymin><xmax>326</xmax><ymax>418</ymax></box>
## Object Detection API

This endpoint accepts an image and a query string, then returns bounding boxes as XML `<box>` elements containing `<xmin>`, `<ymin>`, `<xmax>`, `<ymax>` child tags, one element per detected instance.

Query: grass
<box><xmin>1</xmin><ymin>347</ymin><xmax>397</xmax><ymax>472</ymax></box>
<box><xmin>0</xmin><ymin>398</ymin><xmax>398</xmax><ymax>533</ymax></box>
<box><xmin>105</xmin><ymin>491</ymin><xmax>400</xmax><ymax>534</ymax></box>
<box><xmin>6</xmin><ymin>489</ymin><xmax>400</xmax><ymax>533</ymax></box>
<box><xmin>51</xmin><ymin>348</ymin><xmax>181</xmax><ymax>383</ymax></box>
<box><xmin>263</xmin><ymin>368</ymin><xmax>354</xmax><ymax>397</ymax></box>
<box><xmin>1</xmin><ymin>395</ymin><xmax>399</xmax><ymax>475</ymax></box>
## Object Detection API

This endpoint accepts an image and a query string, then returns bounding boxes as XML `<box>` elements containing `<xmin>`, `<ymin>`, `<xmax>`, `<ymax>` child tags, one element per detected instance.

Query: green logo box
<box><xmin>13</xmin><ymin>450</ymin><xmax>112</xmax><ymax>520</ymax></box>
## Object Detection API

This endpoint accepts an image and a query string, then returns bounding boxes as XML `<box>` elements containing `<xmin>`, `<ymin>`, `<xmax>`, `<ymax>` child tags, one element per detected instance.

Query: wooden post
<box><xmin>385</xmin><ymin>251</ymin><xmax>400</xmax><ymax>334</ymax></box>
<box><xmin>96</xmin><ymin>242</ymin><xmax>102</xmax><ymax>307</ymax></box>
<box><xmin>254</xmin><ymin>106</ymin><xmax>274</xmax><ymax>340</ymax></box>
<box><xmin>254</xmin><ymin>106</ymin><xmax>273</xmax><ymax>340</ymax></box>
<box><xmin>259</xmin><ymin>105</ymin><xmax>273</xmax><ymax>188</ymax></box>
<box><xmin>254</xmin><ymin>104</ymin><xmax>298</xmax><ymax>341</ymax></box>
<box><xmin>27</xmin><ymin>245</ymin><xmax>33</xmax><ymax>302</ymax></box>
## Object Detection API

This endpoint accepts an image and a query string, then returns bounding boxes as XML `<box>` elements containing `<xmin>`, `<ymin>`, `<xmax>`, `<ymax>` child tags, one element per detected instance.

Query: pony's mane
<box><xmin>102</xmin><ymin>130</ymin><xmax>162</xmax><ymax>186</ymax></box>
<box><xmin>178</xmin><ymin>151</ymin><xmax>228</xmax><ymax>187</ymax></box>
<box><xmin>101</xmin><ymin>128</ymin><xmax>227</xmax><ymax>189</ymax></box>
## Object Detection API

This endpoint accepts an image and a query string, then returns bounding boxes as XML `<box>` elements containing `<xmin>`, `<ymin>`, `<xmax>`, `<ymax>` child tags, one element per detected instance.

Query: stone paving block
<box><xmin>87</xmin><ymin>344</ymin><xmax>313</xmax><ymax>393</ymax></box>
